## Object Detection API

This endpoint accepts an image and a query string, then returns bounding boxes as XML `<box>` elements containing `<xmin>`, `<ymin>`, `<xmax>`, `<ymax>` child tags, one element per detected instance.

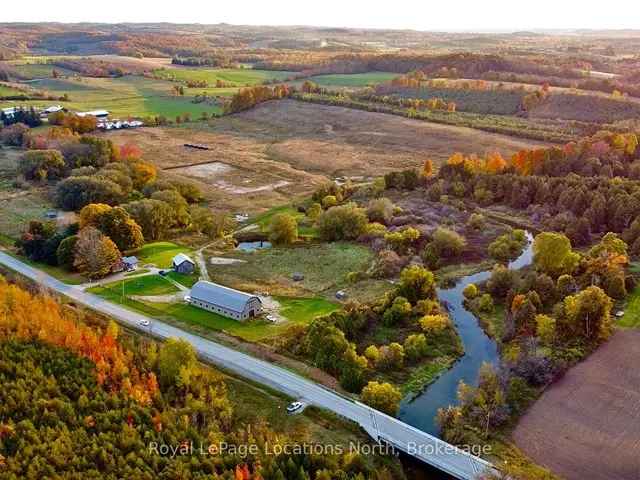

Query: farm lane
<box><xmin>0</xmin><ymin>251</ymin><xmax>494</xmax><ymax>480</ymax></box>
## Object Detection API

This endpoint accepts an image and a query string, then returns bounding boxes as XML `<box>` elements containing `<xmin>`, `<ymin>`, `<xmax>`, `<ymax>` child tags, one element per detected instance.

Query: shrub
<box><xmin>382</xmin><ymin>296</ymin><xmax>412</xmax><ymax>326</ymax></box>
<box><xmin>427</xmin><ymin>227</ymin><xmax>466</xmax><ymax>259</ymax></box>
<box><xmin>420</xmin><ymin>314</ymin><xmax>450</xmax><ymax>334</ymax></box>
<box><xmin>361</xmin><ymin>381</ymin><xmax>402</xmax><ymax>415</ymax></box>
<box><xmin>268</xmin><ymin>213</ymin><xmax>298</xmax><ymax>246</ymax></box>
<box><xmin>463</xmin><ymin>283</ymin><xmax>478</xmax><ymax>300</ymax></box>
<box><xmin>367</xmin><ymin>197</ymin><xmax>395</xmax><ymax>224</ymax></box>
<box><xmin>316</xmin><ymin>203</ymin><xmax>368</xmax><ymax>241</ymax></box>
<box><xmin>404</xmin><ymin>334</ymin><xmax>428</xmax><ymax>361</ymax></box>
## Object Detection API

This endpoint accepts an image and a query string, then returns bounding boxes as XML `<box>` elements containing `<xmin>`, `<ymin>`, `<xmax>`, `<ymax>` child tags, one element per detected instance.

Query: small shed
<box><xmin>122</xmin><ymin>256</ymin><xmax>138</xmax><ymax>271</ymax></box>
<box><xmin>172</xmin><ymin>253</ymin><xmax>196</xmax><ymax>274</ymax></box>
<box><xmin>335</xmin><ymin>290</ymin><xmax>348</xmax><ymax>300</ymax></box>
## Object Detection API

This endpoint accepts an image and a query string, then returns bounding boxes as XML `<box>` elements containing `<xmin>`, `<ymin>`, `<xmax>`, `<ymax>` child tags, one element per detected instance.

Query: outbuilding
<box><xmin>122</xmin><ymin>256</ymin><xmax>139</xmax><ymax>271</ymax></box>
<box><xmin>172</xmin><ymin>253</ymin><xmax>196</xmax><ymax>274</ymax></box>
<box><xmin>188</xmin><ymin>280</ymin><xmax>262</xmax><ymax>321</ymax></box>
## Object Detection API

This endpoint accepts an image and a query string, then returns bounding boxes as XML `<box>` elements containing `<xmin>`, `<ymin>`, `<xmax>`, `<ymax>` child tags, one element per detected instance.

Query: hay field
<box><xmin>103</xmin><ymin>99</ymin><xmax>547</xmax><ymax>213</ymax></box>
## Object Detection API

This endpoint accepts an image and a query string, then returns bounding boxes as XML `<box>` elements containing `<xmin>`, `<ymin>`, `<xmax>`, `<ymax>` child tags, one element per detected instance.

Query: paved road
<box><xmin>0</xmin><ymin>252</ymin><xmax>494</xmax><ymax>480</ymax></box>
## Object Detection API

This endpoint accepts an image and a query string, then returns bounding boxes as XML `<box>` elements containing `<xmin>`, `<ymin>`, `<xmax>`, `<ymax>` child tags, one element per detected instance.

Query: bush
<box><xmin>367</xmin><ymin>197</ymin><xmax>395</xmax><ymax>224</ymax></box>
<box><xmin>427</xmin><ymin>227</ymin><xmax>466</xmax><ymax>259</ymax></box>
<box><xmin>316</xmin><ymin>203</ymin><xmax>368</xmax><ymax>241</ymax></box>
<box><xmin>18</xmin><ymin>150</ymin><xmax>66</xmax><ymax>181</ymax></box>
<box><xmin>488</xmin><ymin>229</ymin><xmax>528</xmax><ymax>263</ymax></box>
<box><xmin>382</xmin><ymin>296</ymin><xmax>412</xmax><ymax>326</ymax></box>
<box><xmin>420</xmin><ymin>314</ymin><xmax>450</xmax><ymax>334</ymax></box>
<box><xmin>463</xmin><ymin>283</ymin><xmax>478</xmax><ymax>300</ymax></box>
<box><xmin>55</xmin><ymin>176</ymin><xmax>124</xmax><ymax>211</ymax></box>
<box><xmin>361</xmin><ymin>381</ymin><xmax>402</xmax><ymax>415</ymax></box>
<box><xmin>404</xmin><ymin>334</ymin><xmax>428</xmax><ymax>361</ymax></box>
<box><xmin>268</xmin><ymin>213</ymin><xmax>298</xmax><ymax>246</ymax></box>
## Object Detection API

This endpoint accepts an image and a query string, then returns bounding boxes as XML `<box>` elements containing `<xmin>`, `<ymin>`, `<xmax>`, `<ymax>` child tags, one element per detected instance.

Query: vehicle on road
<box><xmin>139</xmin><ymin>319</ymin><xmax>150</xmax><ymax>327</ymax></box>
<box><xmin>286</xmin><ymin>401</ymin><xmax>304</xmax><ymax>414</ymax></box>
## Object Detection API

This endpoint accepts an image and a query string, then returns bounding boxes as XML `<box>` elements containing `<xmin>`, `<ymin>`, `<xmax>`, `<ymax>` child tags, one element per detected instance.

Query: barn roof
<box><xmin>190</xmin><ymin>280</ymin><xmax>261</xmax><ymax>313</ymax></box>
<box><xmin>172</xmin><ymin>253</ymin><xmax>195</xmax><ymax>266</ymax></box>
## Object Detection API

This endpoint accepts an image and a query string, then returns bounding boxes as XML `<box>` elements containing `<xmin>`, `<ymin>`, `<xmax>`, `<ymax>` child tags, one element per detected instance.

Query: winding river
<box><xmin>398</xmin><ymin>233</ymin><xmax>534</xmax><ymax>435</ymax></box>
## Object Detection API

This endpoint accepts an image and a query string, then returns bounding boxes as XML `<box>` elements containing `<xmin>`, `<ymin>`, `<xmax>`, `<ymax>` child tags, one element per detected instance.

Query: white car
<box><xmin>286</xmin><ymin>401</ymin><xmax>304</xmax><ymax>414</ymax></box>
<box><xmin>139</xmin><ymin>319</ymin><xmax>150</xmax><ymax>327</ymax></box>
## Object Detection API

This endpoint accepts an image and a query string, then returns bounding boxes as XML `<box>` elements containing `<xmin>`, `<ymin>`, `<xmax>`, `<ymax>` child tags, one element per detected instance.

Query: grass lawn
<box><xmin>165</xmin><ymin>270</ymin><xmax>199</xmax><ymax>288</ymax></box>
<box><xmin>276</xmin><ymin>296</ymin><xmax>339</xmax><ymax>324</ymax></box>
<box><xmin>91</xmin><ymin>274</ymin><xmax>179</xmax><ymax>297</ymax></box>
<box><xmin>618</xmin><ymin>285</ymin><xmax>640</xmax><ymax>328</ymax></box>
<box><xmin>153</xmin><ymin>68</ymin><xmax>295</xmax><ymax>86</ymax></box>
<box><xmin>308</xmin><ymin>72</ymin><xmax>399</xmax><ymax>87</ymax></box>
<box><xmin>248</xmin><ymin>204</ymin><xmax>317</xmax><ymax>237</ymax></box>
<box><xmin>134</xmin><ymin>241</ymin><xmax>195</xmax><ymax>268</ymax></box>
<box><xmin>210</xmin><ymin>242</ymin><xmax>374</xmax><ymax>297</ymax></box>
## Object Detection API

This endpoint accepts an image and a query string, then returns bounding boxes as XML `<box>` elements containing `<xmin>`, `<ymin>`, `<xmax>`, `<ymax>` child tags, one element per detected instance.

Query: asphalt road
<box><xmin>0</xmin><ymin>251</ymin><xmax>493</xmax><ymax>480</ymax></box>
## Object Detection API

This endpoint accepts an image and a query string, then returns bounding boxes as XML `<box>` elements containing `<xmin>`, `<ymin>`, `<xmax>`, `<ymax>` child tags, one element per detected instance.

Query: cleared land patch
<box><xmin>104</xmin><ymin>100</ymin><xmax>546</xmax><ymax>213</ymax></box>
<box><xmin>513</xmin><ymin>329</ymin><xmax>640</xmax><ymax>480</ymax></box>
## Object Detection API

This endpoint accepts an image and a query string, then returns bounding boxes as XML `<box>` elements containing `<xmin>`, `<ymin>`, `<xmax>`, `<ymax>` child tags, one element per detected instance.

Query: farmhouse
<box><xmin>172</xmin><ymin>253</ymin><xmax>196</xmax><ymax>274</ymax></box>
<box><xmin>188</xmin><ymin>280</ymin><xmax>262</xmax><ymax>321</ymax></box>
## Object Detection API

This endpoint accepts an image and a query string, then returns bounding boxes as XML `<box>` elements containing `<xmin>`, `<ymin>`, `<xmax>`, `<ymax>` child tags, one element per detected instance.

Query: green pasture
<box><xmin>153</xmin><ymin>67</ymin><xmax>295</xmax><ymax>86</ymax></box>
<box><xmin>134</xmin><ymin>241</ymin><xmax>195</xmax><ymax>269</ymax></box>
<box><xmin>308</xmin><ymin>72</ymin><xmax>398</xmax><ymax>87</ymax></box>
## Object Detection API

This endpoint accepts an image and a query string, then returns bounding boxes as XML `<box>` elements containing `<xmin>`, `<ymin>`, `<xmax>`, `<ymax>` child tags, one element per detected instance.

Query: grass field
<box><xmin>165</xmin><ymin>270</ymin><xmax>199</xmax><ymax>288</ymax></box>
<box><xmin>88</xmin><ymin>281</ymin><xmax>334</xmax><ymax>341</ymax></box>
<box><xmin>209</xmin><ymin>242</ymin><xmax>374</xmax><ymax>297</ymax></box>
<box><xmin>276</xmin><ymin>296</ymin><xmax>339</xmax><ymax>323</ymax></box>
<box><xmin>134</xmin><ymin>241</ymin><xmax>195</xmax><ymax>268</ymax></box>
<box><xmin>0</xmin><ymin>75</ymin><xmax>225</xmax><ymax>118</ymax></box>
<box><xmin>248</xmin><ymin>204</ymin><xmax>317</xmax><ymax>237</ymax></box>
<box><xmin>153</xmin><ymin>68</ymin><xmax>295</xmax><ymax>86</ymax></box>
<box><xmin>618</xmin><ymin>285</ymin><xmax>640</xmax><ymax>328</ymax></box>
<box><xmin>93</xmin><ymin>274</ymin><xmax>179</xmax><ymax>297</ymax></box>
<box><xmin>308</xmin><ymin>72</ymin><xmax>399</xmax><ymax>87</ymax></box>
<box><xmin>0</xmin><ymin>190</ymin><xmax>52</xmax><ymax>240</ymax></box>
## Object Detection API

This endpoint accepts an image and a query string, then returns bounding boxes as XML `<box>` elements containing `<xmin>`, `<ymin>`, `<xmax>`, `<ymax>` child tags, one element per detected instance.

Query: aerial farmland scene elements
<box><xmin>0</xmin><ymin>2</ymin><xmax>639</xmax><ymax>479</ymax></box>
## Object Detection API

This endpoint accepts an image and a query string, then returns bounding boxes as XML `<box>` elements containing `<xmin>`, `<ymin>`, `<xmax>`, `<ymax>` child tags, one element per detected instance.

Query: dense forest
<box><xmin>0</xmin><ymin>276</ymin><xmax>402</xmax><ymax>479</ymax></box>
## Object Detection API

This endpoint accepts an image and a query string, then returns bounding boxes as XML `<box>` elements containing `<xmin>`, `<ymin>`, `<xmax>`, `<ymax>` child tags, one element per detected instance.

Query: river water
<box><xmin>398</xmin><ymin>233</ymin><xmax>533</xmax><ymax>435</ymax></box>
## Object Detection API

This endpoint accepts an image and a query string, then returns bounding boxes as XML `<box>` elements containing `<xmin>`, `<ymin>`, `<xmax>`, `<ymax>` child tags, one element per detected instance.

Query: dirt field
<box><xmin>513</xmin><ymin>329</ymin><xmax>640</xmax><ymax>480</ymax></box>
<box><xmin>104</xmin><ymin>99</ymin><xmax>546</xmax><ymax>213</ymax></box>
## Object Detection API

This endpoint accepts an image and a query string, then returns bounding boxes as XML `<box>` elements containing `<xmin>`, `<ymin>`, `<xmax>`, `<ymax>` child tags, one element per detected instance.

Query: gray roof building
<box><xmin>189</xmin><ymin>280</ymin><xmax>262</xmax><ymax>321</ymax></box>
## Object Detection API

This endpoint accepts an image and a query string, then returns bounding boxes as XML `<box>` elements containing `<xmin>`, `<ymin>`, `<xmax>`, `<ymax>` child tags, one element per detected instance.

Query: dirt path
<box><xmin>512</xmin><ymin>329</ymin><xmax>640</xmax><ymax>480</ymax></box>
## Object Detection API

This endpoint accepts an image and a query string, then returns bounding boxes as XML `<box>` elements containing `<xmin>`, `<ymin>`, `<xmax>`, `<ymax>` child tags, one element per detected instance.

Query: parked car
<box><xmin>286</xmin><ymin>401</ymin><xmax>303</xmax><ymax>414</ymax></box>
<box><xmin>159</xmin><ymin>270</ymin><xmax>167</xmax><ymax>276</ymax></box>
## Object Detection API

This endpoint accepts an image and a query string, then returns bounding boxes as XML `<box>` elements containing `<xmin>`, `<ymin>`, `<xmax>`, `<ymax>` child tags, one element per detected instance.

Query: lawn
<box><xmin>165</xmin><ymin>270</ymin><xmax>199</xmax><ymax>288</ymax></box>
<box><xmin>308</xmin><ymin>72</ymin><xmax>399</xmax><ymax>87</ymax></box>
<box><xmin>134</xmin><ymin>241</ymin><xmax>195</xmax><ymax>269</ymax></box>
<box><xmin>248</xmin><ymin>204</ymin><xmax>317</xmax><ymax>237</ymax></box>
<box><xmin>91</xmin><ymin>274</ymin><xmax>179</xmax><ymax>297</ymax></box>
<box><xmin>209</xmin><ymin>242</ymin><xmax>374</xmax><ymax>297</ymax></box>
<box><xmin>276</xmin><ymin>296</ymin><xmax>339</xmax><ymax>324</ymax></box>
<box><xmin>618</xmin><ymin>285</ymin><xmax>640</xmax><ymax>328</ymax></box>
<box><xmin>153</xmin><ymin>68</ymin><xmax>295</xmax><ymax>86</ymax></box>
<box><xmin>0</xmin><ymin>75</ymin><xmax>225</xmax><ymax>118</ymax></box>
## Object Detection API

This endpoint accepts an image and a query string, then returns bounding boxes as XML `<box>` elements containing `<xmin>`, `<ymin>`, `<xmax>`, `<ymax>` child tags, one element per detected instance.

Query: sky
<box><xmin>3</xmin><ymin>0</ymin><xmax>637</xmax><ymax>32</ymax></box>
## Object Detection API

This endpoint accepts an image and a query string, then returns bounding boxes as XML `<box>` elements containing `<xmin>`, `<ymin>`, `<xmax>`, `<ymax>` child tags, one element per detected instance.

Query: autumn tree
<box><xmin>316</xmin><ymin>203</ymin><xmax>369</xmax><ymax>241</ymax></box>
<box><xmin>360</xmin><ymin>381</ymin><xmax>402</xmax><ymax>416</ymax></box>
<box><xmin>157</xmin><ymin>338</ymin><xmax>197</xmax><ymax>388</ymax></box>
<box><xmin>557</xmin><ymin>286</ymin><xmax>612</xmax><ymax>343</ymax></box>
<box><xmin>532</xmin><ymin>232</ymin><xmax>580</xmax><ymax>277</ymax></box>
<box><xmin>73</xmin><ymin>226</ymin><xmax>121</xmax><ymax>278</ymax></box>
<box><xmin>18</xmin><ymin>150</ymin><xmax>66</xmax><ymax>181</ymax></box>
<box><xmin>268</xmin><ymin>213</ymin><xmax>298</xmax><ymax>246</ymax></box>
<box><xmin>123</xmin><ymin>199</ymin><xmax>173</xmax><ymax>240</ymax></box>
